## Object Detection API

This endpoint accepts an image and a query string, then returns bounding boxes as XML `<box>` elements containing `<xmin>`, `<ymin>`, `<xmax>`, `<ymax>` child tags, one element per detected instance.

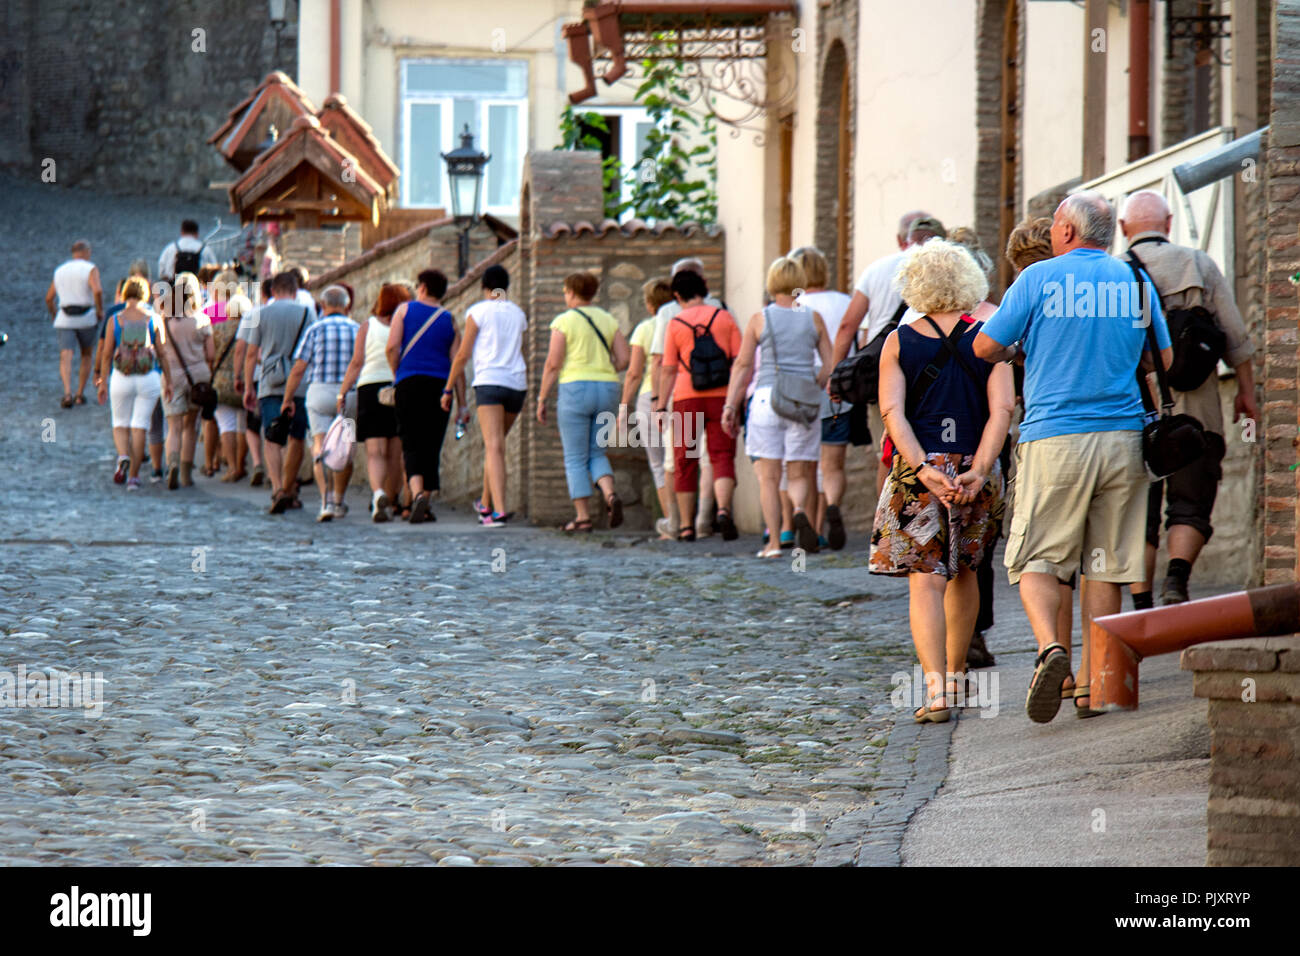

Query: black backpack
<box><xmin>674</xmin><ymin>308</ymin><xmax>731</xmax><ymax>391</ymax></box>
<box><xmin>1128</xmin><ymin>244</ymin><xmax>1226</xmax><ymax>392</ymax></box>
<box><xmin>829</xmin><ymin>299</ymin><xmax>908</xmax><ymax>405</ymax></box>
<box><xmin>173</xmin><ymin>242</ymin><xmax>205</xmax><ymax>278</ymax></box>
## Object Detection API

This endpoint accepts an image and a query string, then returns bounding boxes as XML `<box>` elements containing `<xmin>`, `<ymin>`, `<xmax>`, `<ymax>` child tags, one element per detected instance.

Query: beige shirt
<box><xmin>1126</xmin><ymin>232</ymin><xmax>1253</xmax><ymax>436</ymax></box>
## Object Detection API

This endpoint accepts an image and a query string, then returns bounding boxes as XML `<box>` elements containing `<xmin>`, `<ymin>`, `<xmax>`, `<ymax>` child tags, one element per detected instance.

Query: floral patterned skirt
<box><xmin>869</xmin><ymin>452</ymin><xmax>1005</xmax><ymax>579</ymax></box>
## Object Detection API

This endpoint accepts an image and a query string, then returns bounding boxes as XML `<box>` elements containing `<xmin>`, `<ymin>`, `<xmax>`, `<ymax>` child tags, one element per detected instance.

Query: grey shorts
<box><xmin>57</xmin><ymin>326</ymin><xmax>97</xmax><ymax>353</ymax></box>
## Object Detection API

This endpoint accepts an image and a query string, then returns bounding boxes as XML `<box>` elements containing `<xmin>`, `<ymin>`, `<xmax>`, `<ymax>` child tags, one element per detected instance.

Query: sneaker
<box><xmin>480</xmin><ymin>512</ymin><xmax>506</xmax><ymax>527</ymax></box>
<box><xmin>1160</xmin><ymin>576</ymin><xmax>1189</xmax><ymax>606</ymax></box>
<box><xmin>316</xmin><ymin>503</ymin><xmax>334</xmax><ymax>522</ymax></box>
<box><xmin>113</xmin><ymin>457</ymin><xmax>129</xmax><ymax>484</ymax></box>
<box><xmin>149</xmin><ymin>468</ymin><xmax>164</xmax><ymax>485</ymax></box>
<box><xmin>825</xmin><ymin>504</ymin><xmax>847</xmax><ymax>551</ymax></box>
<box><xmin>331</xmin><ymin>501</ymin><xmax>348</xmax><ymax>519</ymax></box>
<box><xmin>372</xmin><ymin>490</ymin><xmax>390</xmax><ymax>523</ymax></box>
<box><xmin>779</xmin><ymin>530</ymin><xmax>795</xmax><ymax>549</ymax></box>
<box><xmin>126</xmin><ymin>477</ymin><xmax>141</xmax><ymax>492</ymax></box>
<box><xmin>655</xmin><ymin>517</ymin><xmax>674</xmax><ymax>539</ymax></box>
<box><xmin>473</xmin><ymin>497</ymin><xmax>492</xmax><ymax>518</ymax></box>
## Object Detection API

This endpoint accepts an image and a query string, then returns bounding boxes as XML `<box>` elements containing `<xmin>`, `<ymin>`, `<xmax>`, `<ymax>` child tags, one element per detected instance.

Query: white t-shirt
<box><xmin>797</xmin><ymin>289</ymin><xmax>851</xmax><ymax>417</ymax></box>
<box><xmin>853</xmin><ymin>249</ymin><xmax>909</xmax><ymax>342</ymax></box>
<box><xmin>294</xmin><ymin>288</ymin><xmax>318</xmax><ymax>319</ymax></box>
<box><xmin>157</xmin><ymin>236</ymin><xmax>218</xmax><ymax>279</ymax></box>
<box><xmin>52</xmin><ymin>259</ymin><xmax>98</xmax><ymax>329</ymax></box>
<box><xmin>467</xmin><ymin>298</ymin><xmax>527</xmax><ymax>391</ymax></box>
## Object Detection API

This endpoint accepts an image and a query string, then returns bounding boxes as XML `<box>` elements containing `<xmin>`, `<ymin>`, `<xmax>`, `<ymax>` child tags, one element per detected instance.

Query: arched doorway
<box><xmin>814</xmin><ymin>40</ymin><xmax>851</xmax><ymax>291</ymax></box>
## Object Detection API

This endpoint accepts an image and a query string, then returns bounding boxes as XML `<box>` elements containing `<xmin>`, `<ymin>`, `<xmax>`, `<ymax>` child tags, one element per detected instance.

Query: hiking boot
<box><xmin>966</xmin><ymin>631</ymin><xmax>996</xmax><ymax>669</ymax></box>
<box><xmin>1160</xmin><ymin>576</ymin><xmax>1189</xmax><ymax>606</ymax></box>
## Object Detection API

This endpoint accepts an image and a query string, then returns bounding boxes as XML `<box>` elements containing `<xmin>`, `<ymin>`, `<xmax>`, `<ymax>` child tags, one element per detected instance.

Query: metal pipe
<box><xmin>1128</xmin><ymin>0</ymin><xmax>1151</xmax><ymax>162</ymax></box>
<box><xmin>330</xmin><ymin>0</ymin><xmax>341</xmax><ymax>96</ymax></box>
<box><xmin>1171</xmin><ymin>127</ymin><xmax>1266</xmax><ymax>194</ymax></box>
<box><xmin>1090</xmin><ymin>583</ymin><xmax>1300</xmax><ymax>711</ymax></box>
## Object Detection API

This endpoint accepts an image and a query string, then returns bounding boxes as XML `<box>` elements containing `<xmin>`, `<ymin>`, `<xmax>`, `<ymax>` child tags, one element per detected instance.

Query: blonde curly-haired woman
<box><xmin>870</xmin><ymin>239</ymin><xmax>1014</xmax><ymax>724</ymax></box>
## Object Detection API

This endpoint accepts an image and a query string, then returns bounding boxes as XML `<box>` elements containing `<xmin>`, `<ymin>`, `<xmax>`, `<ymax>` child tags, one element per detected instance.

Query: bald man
<box><xmin>1119</xmin><ymin>190</ymin><xmax>1257</xmax><ymax>607</ymax></box>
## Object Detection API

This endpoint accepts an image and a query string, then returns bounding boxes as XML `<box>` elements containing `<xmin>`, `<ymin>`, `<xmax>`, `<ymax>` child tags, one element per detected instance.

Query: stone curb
<box><xmin>813</xmin><ymin>710</ymin><xmax>956</xmax><ymax>866</ymax></box>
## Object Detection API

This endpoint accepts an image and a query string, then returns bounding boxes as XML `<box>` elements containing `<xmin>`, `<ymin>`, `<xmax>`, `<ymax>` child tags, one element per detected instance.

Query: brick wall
<box><xmin>0</xmin><ymin>0</ymin><xmax>298</xmax><ymax>196</ymax></box>
<box><xmin>279</xmin><ymin>227</ymin><xmax>353</xmax><ymax>280</ymax></box>
<box><xmin>1263</xmin><ymin>0</ymin><xmax>1300</xmax><ymax>584</ymax></box>
<box><xmin>1182</xmin><ymin>637</ymin><xmax>1300</xmax><ymax>866</ymax></box>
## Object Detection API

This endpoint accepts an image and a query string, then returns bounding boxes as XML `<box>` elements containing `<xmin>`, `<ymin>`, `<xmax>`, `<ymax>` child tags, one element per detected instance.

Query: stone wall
<box><xmin>522</xmin><ymin>228</ymin><xmax>726</xmax><ymax>528</ymax></box>
<box><xmin>0</xmin><ymin>0</ymin><xmax>298</xmax><ymax>197</ymax></box>
<box><xmin>1182</xmin><ymin>637</ymin><xmax>1300</xmax><ymax>866</ymax></box>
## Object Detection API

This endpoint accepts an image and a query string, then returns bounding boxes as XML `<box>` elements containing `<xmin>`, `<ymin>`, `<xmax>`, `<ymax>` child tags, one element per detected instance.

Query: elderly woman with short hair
<box><xmin>870</xmin><ymin>239</ymin><xmax>1014</xmax><ymax>724</ymax></box>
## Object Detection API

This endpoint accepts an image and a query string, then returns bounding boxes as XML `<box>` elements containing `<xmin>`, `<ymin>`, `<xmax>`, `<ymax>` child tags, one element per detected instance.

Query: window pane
<box><xmin>453</xmin><ymin>100</ymin><xmax>477</xmax><ymax>142</ymax></box>
<box><xmin>486</xmin><ymin>103</ymin><xmax>520</xmax><ymax>209</ymax></box>
<box><xmin>407</xmin><ymin>103</ymin><xmax>443</xmax><ymax>206</ymax></box>
<box><xmin>406</xmin><ymin>59</ymin><xmax>527</xmax><ymax>97</ymax></box>
<box><xmin>633</xmin><ymin>120</ymin><xmax>654</xmax><ymax>162</ymax></box>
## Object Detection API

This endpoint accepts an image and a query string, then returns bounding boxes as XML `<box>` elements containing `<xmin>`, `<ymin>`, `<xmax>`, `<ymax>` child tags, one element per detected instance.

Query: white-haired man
<box><xmin>1119</xmin><ymin>190</ymin><xmax>1257</xmax><ymax>606</ymax></box>
<box><xmin>282</xmin><ymin>284</ymin><xmax>358</xmax><ymax>521</ymax></box>
<box><xmin>974</xmin><ymin>191</ymin><xmax>1172</xmax><ymax>723</ymax></box>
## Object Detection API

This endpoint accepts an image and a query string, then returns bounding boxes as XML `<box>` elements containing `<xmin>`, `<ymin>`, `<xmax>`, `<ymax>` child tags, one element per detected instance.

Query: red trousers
<box><xmin>672</xmin><ymin>395</ymin><xmax>737</xmax><ymax>493</ymax></box>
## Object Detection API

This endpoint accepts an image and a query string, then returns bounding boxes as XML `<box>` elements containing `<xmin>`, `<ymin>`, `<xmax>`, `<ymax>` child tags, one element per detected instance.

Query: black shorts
<box><xmin>1146</xmin><ymin>431</ymin><xmax>1226</xmax><ymax>547</ymax></box>
<box><xmin>356</xmin><ymin>382</ymin><xmax>399</xmax><ymax>441</ymax></box>
<box><xmin>474</xmin><ymin>384</ymin><xmax>526</xmax><ymax>415</ymax></box>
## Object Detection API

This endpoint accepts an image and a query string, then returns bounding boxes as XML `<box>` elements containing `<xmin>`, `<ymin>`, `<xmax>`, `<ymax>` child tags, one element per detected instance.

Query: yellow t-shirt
<box><xmin>551</xmin><ymin>307</ymin><xmax>620</xmax><ymax>384</ymax></box>
<box><xmin>629</xmin><ymin>317</ymin><xmax>655</xmax><ymax>396</ymax></box>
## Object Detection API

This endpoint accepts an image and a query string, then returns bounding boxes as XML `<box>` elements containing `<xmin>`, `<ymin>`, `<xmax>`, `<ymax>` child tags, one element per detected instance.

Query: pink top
<box><xmin>204</xmin><ymin>300</ymin><xmax>228</xmax><ymax>323</ymax></box>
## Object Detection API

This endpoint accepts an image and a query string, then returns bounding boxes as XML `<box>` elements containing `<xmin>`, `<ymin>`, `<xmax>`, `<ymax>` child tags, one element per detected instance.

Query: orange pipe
<box><xmin>330</xmin><ymin>0</ymin><xmax>341</xmax><ymax>96</ymax></box>
<box><xmin>1091</xmin><ymin>583</ymin><xmax>1300</xmax><ymax>710</ymax></box>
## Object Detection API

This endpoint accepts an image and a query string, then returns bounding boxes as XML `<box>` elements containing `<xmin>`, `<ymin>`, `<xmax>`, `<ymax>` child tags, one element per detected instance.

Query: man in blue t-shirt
<box><xmin>975</xmin><ymin>190</ymin><xmax>1172</xmax><ymax>724</ymax></box>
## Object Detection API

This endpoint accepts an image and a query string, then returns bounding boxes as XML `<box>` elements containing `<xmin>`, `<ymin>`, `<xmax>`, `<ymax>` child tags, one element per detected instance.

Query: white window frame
<box><xmin>401</xmin><ymin>96</ymin><xmax>454</xmax><ymax>210</ymax></box>
<box><xmin>478</xmin><ymin>98</ymin><xmax>530</xmax><ymax>217</ymax></box>
<box><xmin>585</xmin><ymin>105</ymin><xmax>656</xmax><ymax>218</ymax></box>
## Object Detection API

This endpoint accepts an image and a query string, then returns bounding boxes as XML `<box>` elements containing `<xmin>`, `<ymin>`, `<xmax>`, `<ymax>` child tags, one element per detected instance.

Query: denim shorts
<box><xmin>475</xmin><ymin>384</ymin><xmax>526</xmax><ymax>414</ymax></box>
<box><xmin>821</xmin><ymin>413</ymin><xmax>852</xmax><ymax>445</ymax></box>
<box><xmin>259</xmin><ymin>395</ymin><xmax>308</xmax><ymax>443</ymax></box>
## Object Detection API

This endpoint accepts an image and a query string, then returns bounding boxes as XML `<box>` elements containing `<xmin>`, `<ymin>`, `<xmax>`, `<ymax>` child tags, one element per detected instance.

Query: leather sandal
<box><xmin>1025</xmin><ymin>642</ymin><xmax>1071</xmax><ymax>724</ymax></box>
<box><xmin>677</xmin><ymin>526</ymin><xmax>696</xmax><ymax>542</ymax></box>
<box><xmin>1073</xmin><ymin>684</ymin><xmax>1105</xmax><ymax>719</ymax></box>
<box><xmin>562</xmin><ymin>519</ymin><xmax>593</xmax><ymax>534</ymax></box>
<box><xmin>605</xmin><ymin>491</ymin><xmax>623</xmax><ymax>529</ymax></box>
<box><xmin>914</xmin><ymin>692</ymin><xmax>951</xmax><ymax>724</ymax></box>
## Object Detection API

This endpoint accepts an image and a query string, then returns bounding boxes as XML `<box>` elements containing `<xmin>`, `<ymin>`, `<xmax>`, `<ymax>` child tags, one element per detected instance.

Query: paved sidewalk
<box><xmin>902</xmin><ymin>582</ymin><xmax>1211</xmax><ymax>866</ymax></box>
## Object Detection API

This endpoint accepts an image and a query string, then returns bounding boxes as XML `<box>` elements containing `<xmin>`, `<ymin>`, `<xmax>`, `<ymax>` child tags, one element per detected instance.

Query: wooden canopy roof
<box><xmin>229</xmin><ymin>115</ymin><xmax>387</xmax><ymax>228</ymax></box>
<box><xmin>208</xmin><ymin>71</ymin><xmax>317</xmax><ymax>172</ymax></box>
<box><xmin>316</xmin><ymin>93</ymin><xmax>400</xmax><ymax>203</ymax></box>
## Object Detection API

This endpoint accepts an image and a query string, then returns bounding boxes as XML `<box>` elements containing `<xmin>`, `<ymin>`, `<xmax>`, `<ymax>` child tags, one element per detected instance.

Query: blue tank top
<box><xmin>394</xmin><ymin>301</ymin><xmax>455</xmax><ymax>384</ymax></box>
<box><xmin>896</xmin><ymin>318</ymin><xmax>992</xmax><ymax>455</ymax></box>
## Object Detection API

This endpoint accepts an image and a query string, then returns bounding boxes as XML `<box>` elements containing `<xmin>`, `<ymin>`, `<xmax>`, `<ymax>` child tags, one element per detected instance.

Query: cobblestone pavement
<box><xmin>1</xmin><ymin>178</ymin><xmax>951</xmax><ymax>866</ymax></box>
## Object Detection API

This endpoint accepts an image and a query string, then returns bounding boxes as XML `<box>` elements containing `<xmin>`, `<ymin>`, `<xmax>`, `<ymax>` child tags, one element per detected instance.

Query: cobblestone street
<box><xmin>0</xmin><ymin>190</ymin><xmax>931</xmax><ymax>862</ymax></box>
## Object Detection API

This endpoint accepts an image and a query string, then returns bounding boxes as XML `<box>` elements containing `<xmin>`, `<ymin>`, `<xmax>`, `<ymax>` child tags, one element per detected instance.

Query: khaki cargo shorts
<box><xmin>1004</xmin><ymin>430</ymin><xmax>1148</xmax><ymax>585</ymax></box>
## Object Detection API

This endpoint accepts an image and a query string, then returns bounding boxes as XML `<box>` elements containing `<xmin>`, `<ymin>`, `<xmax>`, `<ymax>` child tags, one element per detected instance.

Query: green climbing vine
<box><xmin>554</xmin><ymin>47</ymin><xmax>719</xmax><ymax>226</ymax></box>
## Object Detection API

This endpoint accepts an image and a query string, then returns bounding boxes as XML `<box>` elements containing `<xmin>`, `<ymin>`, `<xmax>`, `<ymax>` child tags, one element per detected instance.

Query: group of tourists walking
<box><xmin>48</xmin><ymin>188</ymin><xmax>1255</xmax><ymax>727</ymax></box>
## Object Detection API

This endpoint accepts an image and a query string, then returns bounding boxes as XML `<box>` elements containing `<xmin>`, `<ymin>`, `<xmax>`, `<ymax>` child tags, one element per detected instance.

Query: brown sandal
<box><xmin>605</xmin><ymin>492</ymin><xmax>623</xmax><ymax>529</ymax></box>
<box><xmin>563</xmin><ymin>519</ymin><xmax>593</xmax><ymax>534</ymax></box>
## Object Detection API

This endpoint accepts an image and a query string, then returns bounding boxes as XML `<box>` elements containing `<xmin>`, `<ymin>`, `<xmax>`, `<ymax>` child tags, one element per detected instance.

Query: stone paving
<box><xmin>0</xmin><ymin>176</ymin><xmax>966</xmax><ymax>863</ymax></box>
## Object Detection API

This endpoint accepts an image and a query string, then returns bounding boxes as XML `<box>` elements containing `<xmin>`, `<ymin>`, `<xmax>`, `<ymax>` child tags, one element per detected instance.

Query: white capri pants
<box><xmin>635</xmin><ymin>391</ymin><xmax>667</xmax><ymax>488</ymax></box>
<box><xmin>109</xmin><ymin>370</ymin><xmax>162</xmax><ymax>430</ymax></box>
<box><xmin>213</xmin><ymin>404</ymin><xmax>246</xmax><ymax>435</ymax></box>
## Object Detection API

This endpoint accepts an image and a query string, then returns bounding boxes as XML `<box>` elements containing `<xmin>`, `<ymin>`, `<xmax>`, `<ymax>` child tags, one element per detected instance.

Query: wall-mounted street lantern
<box><xmin>441</xmin><ymin>125</ymin><xmax>490</xmax><ymax>277</ymax></box>
<box><xmin>269</xmin><ymin>0</ymin><xmax>288</xmax><ymax>64</ymax></box>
